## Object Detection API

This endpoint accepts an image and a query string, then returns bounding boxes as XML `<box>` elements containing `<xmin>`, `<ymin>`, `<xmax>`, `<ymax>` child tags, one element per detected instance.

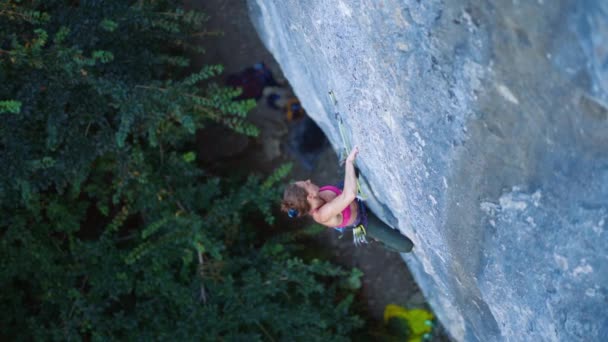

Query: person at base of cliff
<box><xmin>281</xmin><ymin>146</ymin><xmax>414</xmax><ymax>253</ymax></box>
<box><xmin>225</xmin><ymin>62</ymin><xmax>280</xmax><ymax>100</ymax></box>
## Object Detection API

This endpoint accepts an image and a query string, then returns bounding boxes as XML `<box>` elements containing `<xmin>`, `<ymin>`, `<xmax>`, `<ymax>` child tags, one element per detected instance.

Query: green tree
<box><xmin>0</xmin><ymin>1</ymin><xmax>362</xmax><ymax>340</ymax></box>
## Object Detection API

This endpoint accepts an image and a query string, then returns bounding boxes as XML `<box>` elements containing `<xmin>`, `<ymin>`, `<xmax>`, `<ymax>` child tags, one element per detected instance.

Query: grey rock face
<box><xmin>248</xmin><ymin>1</ymin><xmax>608</xmax><ymax>341</ymax></box>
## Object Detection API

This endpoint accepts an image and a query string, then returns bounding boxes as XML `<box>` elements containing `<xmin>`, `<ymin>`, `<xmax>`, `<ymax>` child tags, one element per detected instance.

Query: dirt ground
<box><xmin>192</xmin><ymin>0</ymin><xmax>448</xmax><ymax>339</ymax></box>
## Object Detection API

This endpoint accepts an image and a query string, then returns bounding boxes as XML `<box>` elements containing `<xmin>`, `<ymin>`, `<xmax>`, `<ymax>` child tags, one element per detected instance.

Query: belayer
<box><xmin>281</xmin><ymin>146</ymin><xmax>414</xmax><ymax>253</ymax></box>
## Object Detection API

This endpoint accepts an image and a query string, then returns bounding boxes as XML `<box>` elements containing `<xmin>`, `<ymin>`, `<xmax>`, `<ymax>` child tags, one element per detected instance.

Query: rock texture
<box><xmin>247</xmin><ymin>1</ymin><xmax>608</xmax><ymax>341</ymax></box>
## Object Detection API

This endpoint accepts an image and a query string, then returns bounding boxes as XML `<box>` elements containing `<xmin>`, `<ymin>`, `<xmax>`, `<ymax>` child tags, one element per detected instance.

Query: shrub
<box><xmin>0</xmin><ymin>1</ymin><xmax>362</xmax><ymax>340</ymax></box>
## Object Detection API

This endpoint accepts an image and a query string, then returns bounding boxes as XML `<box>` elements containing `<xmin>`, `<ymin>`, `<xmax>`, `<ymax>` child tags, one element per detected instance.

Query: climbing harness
<box><xmin>333</xmin><ymin>198</ymin><xmax>367</xmax><ymax>246</ymax></box>
<box><xmin>351</xmin><ymin>196</ymin><xmax>368</xmax><ymax>246</ymax></box>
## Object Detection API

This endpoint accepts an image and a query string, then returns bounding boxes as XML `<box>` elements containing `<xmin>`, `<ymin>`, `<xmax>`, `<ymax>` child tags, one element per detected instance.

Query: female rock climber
<box><xmin>281</xmin><ymin>146</ymin><xmax>414</xmax><ymax>252</ymax></box>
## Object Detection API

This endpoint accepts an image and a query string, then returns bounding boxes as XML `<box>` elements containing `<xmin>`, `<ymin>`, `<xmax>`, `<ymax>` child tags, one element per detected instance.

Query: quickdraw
<box><xmin>353</xmin><ymin>224</ymin><xmax>368</xmax><ymax>246</ymax></box>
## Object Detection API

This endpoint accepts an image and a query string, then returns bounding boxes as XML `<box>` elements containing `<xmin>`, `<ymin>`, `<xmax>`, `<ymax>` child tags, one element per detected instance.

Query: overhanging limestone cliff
<box><xmin>248</xmin><ymin>1</ymin><xmax>608</xmax><ymax>340</ymax></box>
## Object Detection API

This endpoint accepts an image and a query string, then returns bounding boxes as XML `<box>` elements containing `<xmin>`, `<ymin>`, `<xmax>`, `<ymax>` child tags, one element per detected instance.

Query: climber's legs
<box><xmin>364</xmin><ymin>212</ymin><xmax>414</xmax><ymax>253</ymax></box>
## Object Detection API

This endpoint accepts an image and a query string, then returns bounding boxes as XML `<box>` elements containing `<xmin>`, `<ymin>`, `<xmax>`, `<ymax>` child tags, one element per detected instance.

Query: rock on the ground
<box><xmin>248</xmin><ymin>1</ymin><xmax>608</xmax><ymax>341</ymax></box>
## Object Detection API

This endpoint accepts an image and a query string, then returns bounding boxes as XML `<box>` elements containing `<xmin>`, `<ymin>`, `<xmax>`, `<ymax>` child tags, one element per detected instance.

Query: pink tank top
<box><xmin>318</xmin><ymin>185</ymin><xmax>351</xmax><ymax>227</ymax></box>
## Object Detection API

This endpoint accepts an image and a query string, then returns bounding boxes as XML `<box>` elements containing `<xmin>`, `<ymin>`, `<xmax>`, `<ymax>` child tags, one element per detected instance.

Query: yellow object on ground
<box><xmin>384</xmin><ymin>304</ymin><xmax>434</xmax><ymax>342</ymax></box>
<box><xmin>285</xmin><ymin>97</ymin><xmax>303</xmax><ymax>121</ymax></box>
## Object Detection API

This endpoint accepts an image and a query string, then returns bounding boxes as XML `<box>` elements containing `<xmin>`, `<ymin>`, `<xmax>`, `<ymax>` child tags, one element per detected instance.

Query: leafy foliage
<box><xmin>0</xmin><ymin>0</ymin><xmax>362</xmax><ymax>340</ymax></box>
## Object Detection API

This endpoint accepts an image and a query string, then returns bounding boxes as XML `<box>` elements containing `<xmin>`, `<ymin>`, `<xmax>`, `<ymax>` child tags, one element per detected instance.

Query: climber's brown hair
<box><xmin>281</xmin><ymin>183</ymin><xmax>310</xmax><ymax>218</ymax></box>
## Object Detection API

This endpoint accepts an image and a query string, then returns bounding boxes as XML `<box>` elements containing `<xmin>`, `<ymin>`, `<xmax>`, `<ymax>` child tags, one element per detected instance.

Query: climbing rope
<box><xmin>328</xmin><ymin>90</ymin><xmax>349</xmax><ymax>164</ymax></box>
<box><xmin>328</xmin><ymin>90</ymin><xmax>368</xmax><ymax>246</ymax></box>
<box><xmin>328</xmin><ymin>90</ymin><xmax>366</xmax><ymax>200</ymax></box>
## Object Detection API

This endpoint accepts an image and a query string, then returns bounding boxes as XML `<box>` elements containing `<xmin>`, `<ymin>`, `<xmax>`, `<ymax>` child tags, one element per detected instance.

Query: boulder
<box><xmin>248</xmin><ymin>1</ymin><xmax>608</xmax><ymax>341</ymax></box>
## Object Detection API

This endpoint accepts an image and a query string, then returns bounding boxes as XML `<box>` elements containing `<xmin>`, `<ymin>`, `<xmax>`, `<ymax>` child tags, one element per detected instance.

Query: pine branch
<box><xmin>191</xmin><ymin>30</ymin><xmax>223</xmax><ymax>37</ymax></box>
<box><xmin>0</xmin><ymin>10</ymin><xmax>34</xmax><ymax>23</ymax></box>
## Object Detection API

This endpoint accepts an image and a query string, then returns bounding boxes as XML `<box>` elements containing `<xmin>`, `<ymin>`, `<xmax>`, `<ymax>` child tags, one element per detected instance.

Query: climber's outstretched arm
<box><xmin>342</xmin><ymin>146</ymin><xmax>358</xmax><ymax>199</ymax></box>
<box><xmin>313</xmin><ymin>147</ymin><xmax>359</xmax><ymax>223</ymax></box>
